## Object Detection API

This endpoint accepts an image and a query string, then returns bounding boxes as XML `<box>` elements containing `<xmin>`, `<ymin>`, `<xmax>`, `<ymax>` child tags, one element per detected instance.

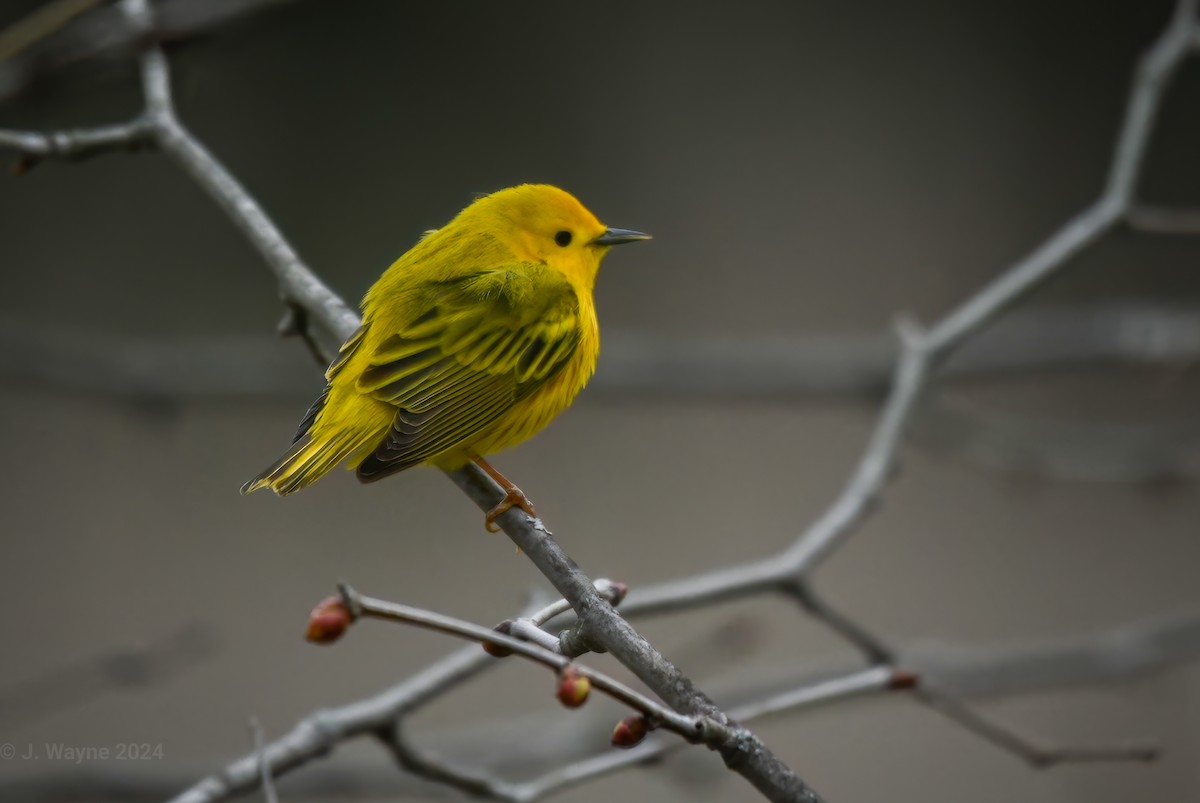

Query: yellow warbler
<box><xmin>242</xmin><ymin>184</ymin><xmax>649</xmax><ymax>529</ymax></box>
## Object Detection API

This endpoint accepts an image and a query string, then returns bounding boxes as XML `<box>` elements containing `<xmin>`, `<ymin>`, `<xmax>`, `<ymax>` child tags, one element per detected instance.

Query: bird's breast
<box><xmin>471</xmin><ymin>304</ymin><xmax>599</xmax><ymax>457</ymax></box>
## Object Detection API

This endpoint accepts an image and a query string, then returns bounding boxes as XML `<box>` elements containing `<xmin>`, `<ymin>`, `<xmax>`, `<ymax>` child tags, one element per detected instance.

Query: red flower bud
<box><xmin>611</xmin><ymin>715</ymin><xmax>649</xmax><ymax>748</ymax></box>
<box><xmin>305</xmin><ymin>595</ymin><xmax>354</xmax><ymax>644</ymax></box>
<box><xmin>556</xmin><ymin>665</ymin><xmax>591</xmax><ymax>708</ymax></box>
<box><xmin>482</xmin><ymin>620</ymin><xmax>515</xmax><ymax>657</ymax></box>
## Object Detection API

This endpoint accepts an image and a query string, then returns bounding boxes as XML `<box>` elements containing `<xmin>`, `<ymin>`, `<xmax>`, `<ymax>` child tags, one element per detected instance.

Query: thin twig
<box><xmin>0</xmin><ymin>0</ymin><xmax>304</xmax><ymax>105</ymax></box>
<box><xmin>913</xmin><ymin>686</ymin><xmax>1160</xmax><ymax>768</ymax></box>
<box><xmin>0</xmin><ymin>0</ymin><xmax>105</xmax><ymax>62</ymax></box>
<box><xmin>909</xmin><ymin>608</ymin><xmax>1200</xmax><ymax>698</ymax></box>
<box><xmin>506</xmin><ymin>619</ymin><xmax>566</xmax><ymax>654</ymax></box>
<box><xmin>343</xmin><ymin>582</ymin><xmax>718</xmax><ymax>742</ymax></box>
<box><xmin>1127</xmin><ymin>204</ymin><xmax>1200</xmax><ymax>234</ymax></box>
<box><xmin>249</xmin><ymin>718</ymin><xmax>279</xmax><ymax>803</ymax></box>
<box><xmin>0</xmin><ymin>119</ymin><xmax>154</xmax><ymax>172</ymax></box>
<box><xmin>512</xmin><ymin>667</ymin><xmax>896</xmax><ymax>801</ymax></box>
<box><xmin>378</xmin><ymin>721</ymin><xmax>522</xmax><ymax>802</ymax></box>
<box><xmin>167</xmin><ymin>585</ymin><xmax>601</xmax><ymax>803</ymax></box>
<box><xmin>786</xmin><ymin>582</ymin><xmax>896</xmax><ymax>665</ymax></box>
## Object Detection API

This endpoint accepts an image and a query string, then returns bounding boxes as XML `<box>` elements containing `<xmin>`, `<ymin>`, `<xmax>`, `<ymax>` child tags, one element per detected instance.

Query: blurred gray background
<box><xmin>1</xmin><ymin>1</ymin><xmax>1199</xmax><ymax>801</ymax></box>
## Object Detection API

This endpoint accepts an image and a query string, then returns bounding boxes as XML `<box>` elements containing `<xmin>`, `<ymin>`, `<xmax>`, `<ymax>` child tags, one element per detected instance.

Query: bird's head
<box><xmin>469</xmin><ymin>184</ymin><xmax>649</xmax><ymax>290</ymax></box>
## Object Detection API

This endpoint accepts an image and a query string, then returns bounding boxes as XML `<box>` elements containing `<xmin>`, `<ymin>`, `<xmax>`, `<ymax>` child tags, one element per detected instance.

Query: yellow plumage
<box><xmin>242</xmin><ymin>184</ymin><xmax>648</xmax><ymax>513</ymax></box>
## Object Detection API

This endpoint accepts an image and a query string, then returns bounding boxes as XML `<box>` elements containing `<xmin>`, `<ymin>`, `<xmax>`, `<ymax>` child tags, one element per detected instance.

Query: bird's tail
<box><xmin>241</xmin><ymin>432</ymin><xmax>366</xmax><ymax>496</ymax></box>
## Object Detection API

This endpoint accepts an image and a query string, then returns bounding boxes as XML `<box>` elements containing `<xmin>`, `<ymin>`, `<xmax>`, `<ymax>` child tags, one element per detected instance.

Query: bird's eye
<box><xmin>554</xmin><ymin>230</ymin><xmax>572</xmax><ymax>247</ymax></box>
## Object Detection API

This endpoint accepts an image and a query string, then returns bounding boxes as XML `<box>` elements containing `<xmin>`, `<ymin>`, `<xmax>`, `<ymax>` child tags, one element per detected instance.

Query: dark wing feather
<box><xmin>355</xmin><ymin>263</ymin><xmax>581</xmax><ymax>480</ymax></box>
<box><xmin>292</xmin><ymin>325</ymin><xmax>367</xmax><ymax>443</ymax></box>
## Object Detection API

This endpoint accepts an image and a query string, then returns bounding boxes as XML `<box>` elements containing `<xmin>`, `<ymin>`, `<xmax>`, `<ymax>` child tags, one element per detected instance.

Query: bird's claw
<box><xmin>485</xmin><ymin>487</ymin><xmax>537</xmax><ymax>532</ymax></box>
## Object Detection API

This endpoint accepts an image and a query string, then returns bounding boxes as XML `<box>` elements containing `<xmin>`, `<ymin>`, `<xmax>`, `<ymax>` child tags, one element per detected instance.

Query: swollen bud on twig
<box><xmin>556</xmin><ymin>665</ymin><xmax>591</xmax><ymax>708</ymax></box>
<box><xmin>607</xmin><ymin>581</ymin><xmax>629</xmax><ymax>607</ymax></box>
<box><xmin>888</xmin><ymin>669</ymin><xmax>920</xmax><ymax>690</ymax></box>
<box><xmin>611</xmin><ymin>715</ymin><xmax>649</xmax><ymax>748</ymax></box>
<box><xmin>482</xmin><ymin>620</ymin><xmax>515</xmax><ymax>657</ymax></box>
<box><xmin>305</xmin><ymin>595</ymin><xmax>354</xmax><ymax>644</ymax></box>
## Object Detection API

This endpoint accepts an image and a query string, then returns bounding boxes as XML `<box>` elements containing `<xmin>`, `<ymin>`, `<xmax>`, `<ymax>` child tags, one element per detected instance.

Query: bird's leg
<box><xmin>468</xmin><ymin>452</ymin><xmax>538</xmax><ymax>532</ymax></box>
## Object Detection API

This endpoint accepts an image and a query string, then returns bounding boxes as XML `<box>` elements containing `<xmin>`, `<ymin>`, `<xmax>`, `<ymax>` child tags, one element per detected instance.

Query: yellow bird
<box><xmin>242</xmin><ymin>184</ymin><xmax>649</xmax><ymax>530</ymax></box>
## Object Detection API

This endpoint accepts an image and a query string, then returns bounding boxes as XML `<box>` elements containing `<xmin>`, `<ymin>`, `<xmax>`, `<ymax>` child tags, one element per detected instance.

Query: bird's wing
<box><xmin>354</xmin><ymin>263</ymin><xmax>583</xmax><ymax>477</ymax></box>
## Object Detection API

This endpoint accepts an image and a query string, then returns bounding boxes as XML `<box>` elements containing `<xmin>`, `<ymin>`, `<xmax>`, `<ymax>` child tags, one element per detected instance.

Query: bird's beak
<box><xmin>593</xmin><ymin>227</ymin><xmax>652</xmax><ymax>246</ymax></box>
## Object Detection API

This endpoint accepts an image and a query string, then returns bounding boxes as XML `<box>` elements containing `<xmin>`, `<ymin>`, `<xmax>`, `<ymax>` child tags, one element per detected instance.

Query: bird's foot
<box><xmin>485</xmin><ymin>486</ymin><xmax>537</xmax><ymax>533</ymax></box>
